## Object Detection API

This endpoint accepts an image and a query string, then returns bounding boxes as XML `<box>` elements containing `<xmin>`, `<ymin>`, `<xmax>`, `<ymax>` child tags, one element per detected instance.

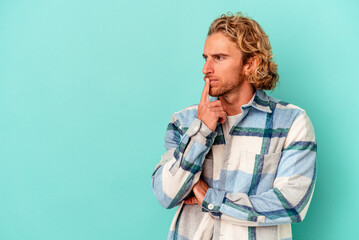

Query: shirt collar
<box><xmin>209</xmin><ymin>89</ymin><xmax>272</xmax><ymax>113</ymax></box>
<box><xmin>250</xmin><ymin>89</ymin><xmax>272</xmax><ymax>113</ymax></box>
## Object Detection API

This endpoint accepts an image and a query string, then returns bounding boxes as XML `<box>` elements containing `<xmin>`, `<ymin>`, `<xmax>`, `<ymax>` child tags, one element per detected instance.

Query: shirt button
<box><xmin>208</xmin><ymin>204</ymin><xmax>214</xmax><ymax>210</ymax></box>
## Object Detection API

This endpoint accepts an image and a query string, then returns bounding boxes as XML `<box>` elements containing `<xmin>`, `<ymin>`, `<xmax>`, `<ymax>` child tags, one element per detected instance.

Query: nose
<box><xmin>202</xmin><ymin>58</ymin><xmax>214</xmax><ymax>75</ymax></box>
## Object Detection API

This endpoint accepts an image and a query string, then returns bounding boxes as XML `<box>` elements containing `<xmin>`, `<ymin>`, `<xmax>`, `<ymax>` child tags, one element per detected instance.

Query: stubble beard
<box><xmin>209</xmin><ymin>74</ymin><xmax>246</xmax><ymax>97</ymax></box>
<box><xmin>209</xmin><ymin>83</ymin><xmax>233</xmax><ymax>97</ymax></box>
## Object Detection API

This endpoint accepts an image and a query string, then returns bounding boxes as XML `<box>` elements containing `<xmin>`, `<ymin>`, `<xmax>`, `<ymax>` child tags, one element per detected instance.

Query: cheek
<box><xmin>221</xmin><ymin>65</ymin><xmax>241</xmax><ymax>80</ymax></box>
<box><xmin>231</xmin><ymin>63</ymin><xmax>243</xmax><ymax>74</ymax></box>
<box><xmin>223</xmin><ymin>62</ymin><xmax>241</xmax><ymax>74</ymax></box>
<box><xmin>215</xmin><ymin>62</ymin><xmax>242</xmax><ymax>81</ymax></box>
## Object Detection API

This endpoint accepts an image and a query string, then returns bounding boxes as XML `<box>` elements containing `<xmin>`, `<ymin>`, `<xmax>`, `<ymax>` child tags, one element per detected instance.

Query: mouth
<box><xmin>209</xmin><ymin>79</ymin><xmax>218</xmax><ymax>85</ymax></box>
<box><xmin>205</xmin><ymin>77</ymin><xmax>218</xmax><ymax>82</ymax></box>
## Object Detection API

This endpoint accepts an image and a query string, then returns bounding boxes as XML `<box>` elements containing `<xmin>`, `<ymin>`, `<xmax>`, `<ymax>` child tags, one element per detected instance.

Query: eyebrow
<box><xmin>202</xmin><ymin>53</ymin><xmax>230</xmax><ymax>58</ymax></box>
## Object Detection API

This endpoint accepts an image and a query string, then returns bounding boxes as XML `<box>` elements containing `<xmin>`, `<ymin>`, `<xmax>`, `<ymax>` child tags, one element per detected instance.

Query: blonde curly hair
<box><xmin>208</xmin><ymin>12</ymin><xmax>279</xmax><ymax>90</ymax></box>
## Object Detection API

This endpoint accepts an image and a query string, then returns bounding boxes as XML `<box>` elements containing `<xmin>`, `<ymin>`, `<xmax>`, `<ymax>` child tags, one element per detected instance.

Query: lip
<box><xmin>205</xmin><ymin>78</ymin><xmax>218</xmax><ymax>82</ymax></box>
<box><xmin>209</xmin><ymin>79</ymin><xmax>218</xmax><ymax>87</ymax></box>
<box><xmin>209</xmin><ymin>79</ymin><xmax>218</xmax><ymax>85</ymax></box>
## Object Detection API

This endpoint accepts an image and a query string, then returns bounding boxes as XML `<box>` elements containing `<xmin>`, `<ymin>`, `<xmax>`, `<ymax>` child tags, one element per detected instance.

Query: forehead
<box><xmin>203</xmin><ymin>32</ymin><xmax>240</xmax><ymax>55</ymax></box>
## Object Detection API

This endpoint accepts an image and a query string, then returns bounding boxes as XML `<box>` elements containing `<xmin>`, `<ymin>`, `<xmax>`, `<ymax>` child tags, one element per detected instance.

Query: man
<box><xmin>152</xmin><ymin>12</ymin><xmax>316</xmax><ymax>240</ymax></box>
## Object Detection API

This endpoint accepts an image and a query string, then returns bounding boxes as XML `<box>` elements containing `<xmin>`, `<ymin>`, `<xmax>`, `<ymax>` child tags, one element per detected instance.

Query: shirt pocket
<box><xmin>259</xmin><ymin>151</ymin><xmax>282</xmax><ymax>175</ymax></box>
<box><xmin>227</xmin><ymin>151</ymin><xmax>282</xmax><ymax>193</ymax></box>
<box><xmin>229</xmin><ymin>151</ymin><xmax>281</xmax><ymax>173</ymax></box>
<box><xmin>253</xmin><ymin>151</ymin><xmax>283</xmax><ymax>193</ymax></box>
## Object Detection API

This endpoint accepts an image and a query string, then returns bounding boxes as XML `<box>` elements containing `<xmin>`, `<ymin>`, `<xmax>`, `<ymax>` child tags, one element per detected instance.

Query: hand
<box><xmin>197</xmin><ymin>78</ymin><xmax>226</xmax><ymax>131</ymax></box>
<box><xmin>184</xmin><ymin>179</ymin><xmax>209</xmax><ymax>206</ymax></box>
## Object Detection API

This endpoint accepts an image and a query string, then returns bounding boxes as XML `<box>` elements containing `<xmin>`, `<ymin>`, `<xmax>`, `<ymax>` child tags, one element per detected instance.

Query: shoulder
<box><xmin>172</xmin><ymin>104</ymin><xmax>199</xmax><ymax>122</ymax></box>
<box><xmin>266</xmin><ymin>94</ymin><xmax>308</xmax><ymax>122</ymax></box>
<box><xmin>265</xmin><ymin>93</ymin><xmax>315</xmax><ymax>138</ymax></box>
<box><xmin>167</xmin><ymin>104</ymin><xmax>199</xmax><ymax>134</ymax></box>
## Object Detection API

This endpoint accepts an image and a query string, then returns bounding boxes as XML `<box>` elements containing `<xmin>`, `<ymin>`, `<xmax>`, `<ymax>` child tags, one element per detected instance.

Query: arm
<box><xmin>151</xmin><ymin>78</ymin><xmax>226</xmax><ymax>209</ymax></box>
<box><xmin>151</xmin><ymin>114</ymin><xmax>217</xmax><ymax>209</ymax></box>
<box><xmin>197</xmin><ymin>111</ymin><xmax>317</xmax><ymax>226</ymax></box>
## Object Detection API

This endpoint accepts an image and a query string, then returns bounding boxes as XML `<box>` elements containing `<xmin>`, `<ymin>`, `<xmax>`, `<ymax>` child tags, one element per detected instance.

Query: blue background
<box><xmin>0</xmin><ymin>0</ymin><xmax>358</xmax><ymax>239</ymax></box>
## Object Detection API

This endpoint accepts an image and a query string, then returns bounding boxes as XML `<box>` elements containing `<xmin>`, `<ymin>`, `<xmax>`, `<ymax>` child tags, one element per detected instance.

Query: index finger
<box><xmin>200</xmin><ymin>78</ymin><xmax>210</xmax><ymax>104</ymax></box>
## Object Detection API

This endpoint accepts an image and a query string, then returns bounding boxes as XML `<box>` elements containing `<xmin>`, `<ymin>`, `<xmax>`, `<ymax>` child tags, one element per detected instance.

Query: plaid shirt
<box><xmin>151</xmin><ymin>89</ymin><xmax>317</xmax><ymax>240</ymax></box>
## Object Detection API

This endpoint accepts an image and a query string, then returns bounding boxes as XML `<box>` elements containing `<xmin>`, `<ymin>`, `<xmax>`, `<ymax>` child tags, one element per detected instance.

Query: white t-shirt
<box><xmin>221</xmin><ymin>93</ymin><xmax>256</xmax><ymax>142</ymax></box>
<box><xmin>222</xmin><ymin>113</ymin><xmax>242</xmax><ymax>142</ymax></box>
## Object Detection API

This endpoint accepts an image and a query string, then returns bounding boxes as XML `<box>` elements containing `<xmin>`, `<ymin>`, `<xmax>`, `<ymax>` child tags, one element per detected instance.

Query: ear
<box><xmin>243</xmin><ymin>56</ymin><xmax>260</xmax><ymax>76</ymax></box>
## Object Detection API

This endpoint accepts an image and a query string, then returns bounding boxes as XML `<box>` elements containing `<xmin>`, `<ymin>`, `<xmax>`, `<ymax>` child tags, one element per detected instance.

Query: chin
<box><xmin>209</xmin><ymin>91</ymin><xmax>219</xmax><ymax>97</ymax></box>
<box><xmin>209</xmin><ymin>89</ymin><xmax>224</xmax><ymax>97</ymax></box>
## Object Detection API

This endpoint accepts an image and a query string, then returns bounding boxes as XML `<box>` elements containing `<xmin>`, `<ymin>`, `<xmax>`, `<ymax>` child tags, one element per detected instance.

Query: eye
<box><xmin>215</xmin><ymin>55</ymin><xmax>223</xmax><ymax>60</ymax></box>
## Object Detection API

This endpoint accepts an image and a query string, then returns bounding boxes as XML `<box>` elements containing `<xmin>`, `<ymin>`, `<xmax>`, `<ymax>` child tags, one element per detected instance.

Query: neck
<box><xmin>219</xmin><ymin>82</ymin><xmax>255</xmax><ymax>116</ymax></box>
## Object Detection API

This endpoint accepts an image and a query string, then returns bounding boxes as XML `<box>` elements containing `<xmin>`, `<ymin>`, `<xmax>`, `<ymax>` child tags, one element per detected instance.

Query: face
<box><xmin>202</xmin><ymin>32</ymin><xmax>245</xmax><ymax>97</ymax></box>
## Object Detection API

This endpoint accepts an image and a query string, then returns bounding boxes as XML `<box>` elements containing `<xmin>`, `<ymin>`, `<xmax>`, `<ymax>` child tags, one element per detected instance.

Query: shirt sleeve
<box><xmin>201</xmin><ymin>111</ymin><xmax>317</xmax><ymax>226</ymax></box>
<box><xmin>151</xmin><ymin>113</ymin><xmax>218</xmax><ymax>209</ymax></box>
